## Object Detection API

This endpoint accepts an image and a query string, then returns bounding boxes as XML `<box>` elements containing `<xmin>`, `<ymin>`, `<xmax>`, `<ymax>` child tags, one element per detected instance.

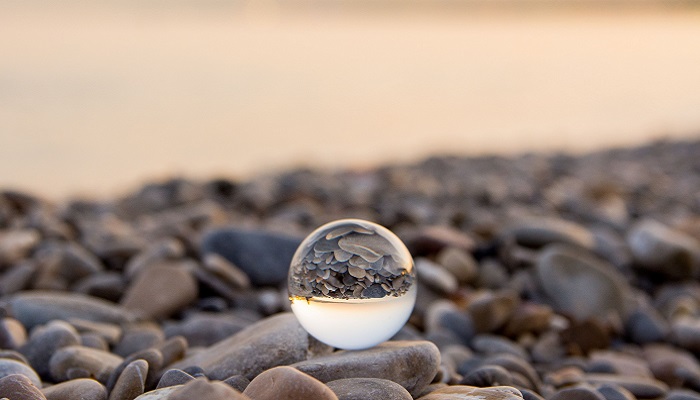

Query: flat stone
<box><xmin>8</xmin><ymin>292</ymin><xmax>135</xmax><ymax>330</ymax></box>
<box><xmin>42</xmin><ymin>378</ymin><xmax>107</xmax><ymax>400</ymax></box>
<box><xmin>243</xmin><ymin>366</ymin><xmax>338</xmax><ymax>400</ymax></box>
<box><xmin>200</xmin><ymin>228</ymin><xmax>302</xmax><ymax>286</ymax></box>
<box><xmin>536</xmin><ymin>244</ymin><xmax>632</xmax><ymax>322</ymax></box>
<box><xmin>49</xmin><ymin>346</ymin><xmax>123</xmax><ymax>384</ymax></box>
<box><xmin>0</xmin><ymin>359</ymin><xmax>41</xmax><ymax>387</ymax></box>
<box><xmin>108</xmin><ymin>359</ymin><xmax>147</xmax><ymax>400</ymax></box>
<box><xmin>120</xmin><ymin>263</ymin><xmax>198</xmax><ymax>320</ymax></box>
<box><xmin>416</xmin><ymin>385</ymin><xmax>523</xmax><ymax>400</ymax></box>
<box><xmin>171</xmin><ymin>313</ymin><xmax>328</xmax><ymax>380</ymax></box>
<box><xmin>627</xmin><ymin>219</ymin><xmax>700</xmax><ymax>279</ymax></box>
<box><xmin>327</xmin><ymin>378</ymin><xmax>412</xmax><ymax>400</ymax></box>
<box><xmin>292</xmin><ymin>341</ymin><xmax>440</xmax><ymax>397</ymax></box>
<box><xmin>19</xmin><ymin>320</ymin><xmax>81</xmax><ymax>379</ymax></box>
<box><xmin>0</xmin><ymin>374</ymin><xmax>46</xmax><ymax>400</ymax></box>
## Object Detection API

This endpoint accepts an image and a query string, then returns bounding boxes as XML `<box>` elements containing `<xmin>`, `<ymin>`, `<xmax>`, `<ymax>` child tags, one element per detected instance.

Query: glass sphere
<box><xmin>288</xmin><ymin>219</ymin><xmax>416</xmax><ymax>350</ymax></box>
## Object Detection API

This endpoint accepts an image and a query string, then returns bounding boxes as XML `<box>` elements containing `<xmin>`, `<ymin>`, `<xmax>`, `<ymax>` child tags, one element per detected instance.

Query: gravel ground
<box><xmin>1</xmin><ymin>138</ymin><xmax>700</xmax><ymax>399</ymax></box>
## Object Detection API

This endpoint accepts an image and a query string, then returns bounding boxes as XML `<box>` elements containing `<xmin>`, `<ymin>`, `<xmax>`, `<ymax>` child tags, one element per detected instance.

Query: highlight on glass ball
<box><xmin>288</xmin><ymin>219</ymin><xmax>417</xmax><ymax>350</ymax></box>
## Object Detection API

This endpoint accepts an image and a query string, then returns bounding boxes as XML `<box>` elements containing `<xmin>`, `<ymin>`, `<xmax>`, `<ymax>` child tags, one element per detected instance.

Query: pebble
<box><xmin>156</xmin><ymin>369</ymin><xmax>195</xmax><ymax>389</ymax></box>
<box><xmin>113</xmin><ymin>325</ymin><xmax>164</xmax><ymax>358</ymax></box>
<box><xmin>123</xmin><ymin>238</ymin><xmax>184</xmax><ymax>280</ymax></box>
<box><xmin>460</xmin><ymin>365</ymin><xmax>514</xmax><ymax>387</ymax></box>
<box><xmin>0</xmin><ymin>374</ymin><xmax>46</xmax><ymax>400</ymax></box>
<box><xmin>72</xmin><ymin>272</ymin><xmax>126</xmax><ymax>303</ymax></box>
<box><xmin>166</xmin><ymin>377</ymin><xmax>250</xmax><ymax>400</ymax></box>
<box><xmin>503</xmin><ymin>303</ymin><xmax>552</xmax><ymax>337</ymax></box>
<box><xmin>131</xmin><ymin>386</ymin><xmax>180</xmax><ymax>400</ymax></box>
<box><xmin>471</xmin><ymin>334</ymin><xmax>528</xmax><ymax>359</ymax></box>
<box><xmin>327</xmin><ymin>378</ymin><xmax>412</xmax><ymax>400</ymax></box>
<box><xmin>643</xmin><ymin>343</ymin><xmax>700</xmax><ymax>388</ymax></box>
<box><xmin>401</xmin><ymin>226</ymin><xmax>476</xmax><ymax>256</ymax></box>
<box><xmin>424</xmin><ymin>300</ymin><xmax>475</xmax><ymax>347</ymax></box>
<box><xmin>501</xmin><ymin>217</ymin><xmax>596</xmax><ymax>250</ymax></box>
<box><xmin>49</xmin><ymin>346</ymin><xmax>123</xmax><ymax>384</ymax></box>
<box><xmin>0</xmin><ymin>229</ymin><xmax>40</xmax><ymax>265</ymax></box>
<box><xmin>549</xmin><ymin>386</ymin><xmax>606</xmax><ymax>400</ymax></box>
<box><xmin>33</xmin><ymin>242</ymin><xmax>104</xmax><ymax>290</ymax></box>
<box><xmin>666</xmin><ymin>389</ymin><xmax>700</xmax><ymax>400</ymax></box>
<box><xmin>536</xmin><ymin>244</ymin><xmax>632</xmax><ymax>322</ymax></box>
<box><xmin>107</xmin><ymin>349</ymin><xmax>162</xmax><ymax>391</ymax></box>
<box><xmin>7</xmin><ymin>292</ymin><xmax>135</xmax><ymax>330</ymax></box>
<box><xmin>625</xmin><ymin>301</ymin><xmax>669</xmax><ymax>344</ymax></box>
<box><xmin>202</xmin><ymin>253</ymin><xmax>251</xmax><ymax>290</ymax></box>
<box><xmin>415</xmin><ymin>258</ymin><xmax>459</xmax><ymax>295</ymax></box>
<box><xmin>108</xmin><ymin>359</ymin><xmax>148</xmax><ymax>400</ymax></box>
<box><xmin>467</xmin><ymin>291</ymin><xmax>518</xmax><ymax>333</ymax></box>
<box><xmin>19</xmin><ymin>320</ymin><xmax>81</xmax><ymax>379</ymax></box>
<box><xmin>170</xmin><ymin>313</ymin><xmax>327</xmax><ymax>380</ymax></box>
<box><xmin>671</xmin><ymin>317</ymin><xmax>700</xmax><ymax>352</ymax></box>
<box><xmin>41</xmin><ymin>378</ymin><xmax>107</xmax><ymax>400</ymax></box>
<box><xmin>595</xmin><ymin>384</ymin><xmax>636</xmax><ymax>400</ymax></box>
<box><xmin>0</xmin><ymin>317</ymin><xmax>27</xmax><ymax>349</ymax></box>
<box><xmin>200</xmin><ymin>228</ymin><xmax>301</xmax><ymax>286</ymax></box>
<box><xmin>156</xmin><ymin>336</ymin><xmax>188</xmax><ymax>367</ymax></box>
<box><xmin>120</xmin><ymin>262</ymin><xmax>198</xmax><ymax>320</ymax></box>
<box><xmin>582</xmin><ymin>373</ymin><xmax>669</xmax><ymax>399</ymax></box>
<box><xmin>68</xmin><ymin>319</ymin><xmax>122</xmax><ymax>346</ymax></box>
<box><xmin>627</xmin><ymin>219</ymin><xmax>700</xmax><ymax>279</ymax></box>
<box><xmin>243</xmin><ymin>366</ymin><xmax>338</xmax><ymax>400</ymax></box>
<box><xmin>292</xmin><ymin>341</ymin><xmax>440</xmax><ymax>397</ymax></box>
<box><xmin>435</xmin><ymin>247</ymin><xmax>478</xmax><ymax>284</ymax></box>
<box><xmin>0</xmin><ymin>359</ymin><xmax>42</xmax><ymax>387</ymax></box>
<box><xmin>0</xmin><ymin>262</ymin><xmax>37</xmax><ymax>295</ymax></box>
<box><xmin>416</xmin><ymin>385</ymin><xmax>524</xmax><ymax>400</ymax></box>
<box><xmin>222</xmin><ymin>375</ymin><xmax>249</xmax><ymax>392</ymax></box>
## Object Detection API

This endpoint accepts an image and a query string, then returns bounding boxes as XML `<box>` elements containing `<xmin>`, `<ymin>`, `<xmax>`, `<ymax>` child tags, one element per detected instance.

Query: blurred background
<box><xmin>1</xmin><ymin>0</ymin><xmax>700</xmax><ymax>200</ymax></box>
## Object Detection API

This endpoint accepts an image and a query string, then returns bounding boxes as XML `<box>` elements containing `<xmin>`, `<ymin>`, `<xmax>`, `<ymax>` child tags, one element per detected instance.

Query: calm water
<box><xmin>2</xmin><ymin>3</ymin><xmax>700</xmax><ymax>199</ymax></box>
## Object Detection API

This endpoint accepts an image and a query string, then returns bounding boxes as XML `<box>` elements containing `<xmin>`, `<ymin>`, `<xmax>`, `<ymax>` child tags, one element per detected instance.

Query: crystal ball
<box><xmin>288</xmin><ymin>219</ymin><xmax>416</xmax><ymax>350</ymax></box>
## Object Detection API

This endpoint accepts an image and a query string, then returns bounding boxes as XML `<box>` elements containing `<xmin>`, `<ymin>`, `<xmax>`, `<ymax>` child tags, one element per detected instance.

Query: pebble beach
<box><xmin>1</xmin><ymin>138</ymin><xmax>700</xmax><ymax>399</ymax></box>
